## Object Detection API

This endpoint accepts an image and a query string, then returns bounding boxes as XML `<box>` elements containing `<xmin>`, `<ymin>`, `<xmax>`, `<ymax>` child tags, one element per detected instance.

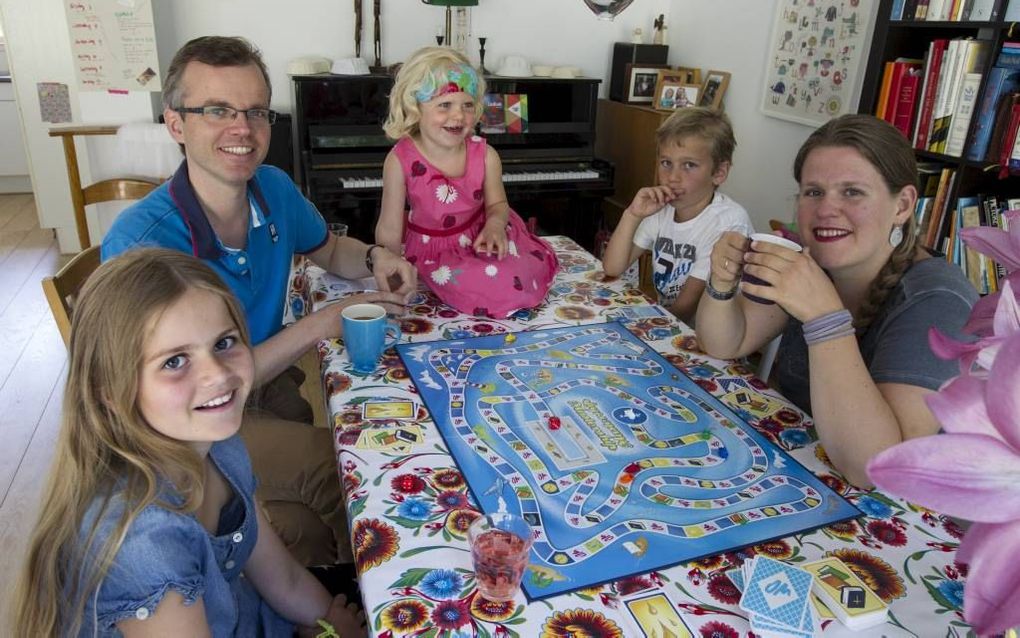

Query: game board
<box><xmin>397</xmin><ymin>323</ymin><xmax>860</xmax><ymax>599</ymax></box>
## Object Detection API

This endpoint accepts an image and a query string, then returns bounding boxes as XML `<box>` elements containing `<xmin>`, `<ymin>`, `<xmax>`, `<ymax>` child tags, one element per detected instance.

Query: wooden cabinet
<box><xmin>594</xmin><ymin>99</ymin><xmax>669</xmax><ymax>296</ymax></box>
<box><xmin>594</xmin><ymin>99</ymin><xmax>668</xmax><ymax>223</ymax></box>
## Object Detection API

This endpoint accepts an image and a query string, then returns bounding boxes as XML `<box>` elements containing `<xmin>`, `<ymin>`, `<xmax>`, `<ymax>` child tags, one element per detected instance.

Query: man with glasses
<box><xmin>102</xmin><ymin>36</ymin><xmax>416</xmax><ymax>572</ymax></box>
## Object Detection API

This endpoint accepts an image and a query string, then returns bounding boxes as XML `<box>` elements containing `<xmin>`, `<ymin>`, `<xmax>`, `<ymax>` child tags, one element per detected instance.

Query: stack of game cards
<box><xmin>736</xmin><ymin>556</ymin><xmax>817</xmax><ymax>638</ymax></box>
<box><xmin>802</xmin><ymin>557</ymin><xmax>889</xmax><ymax>630</ymax></box>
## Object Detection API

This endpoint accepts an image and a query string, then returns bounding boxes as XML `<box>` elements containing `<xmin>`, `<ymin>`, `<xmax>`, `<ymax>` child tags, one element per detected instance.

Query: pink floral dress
<box><xmin>394</xmin><ymin>136</ymin><xmax>558</xmax><ymax>318</ymax></box>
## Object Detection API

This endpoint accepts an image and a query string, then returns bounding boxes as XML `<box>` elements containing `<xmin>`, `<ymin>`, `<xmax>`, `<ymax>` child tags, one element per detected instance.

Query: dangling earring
<box><xmin>889</xmin><ymin>225</ymin><xmax>904</xmax><ymax>247</ymax></box>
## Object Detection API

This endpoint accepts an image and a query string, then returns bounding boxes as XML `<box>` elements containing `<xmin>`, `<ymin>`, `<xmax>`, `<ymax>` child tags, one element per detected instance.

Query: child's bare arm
<box><xmin>669</xmin><ymin>277</ymin><xmax>706</xmax><ymax>326</ymax></box>
<box><xmin>474</xmin><ymin>146</ymin><xmax>511</xmax><ymax>258</ymax></box>
<box><xmin>602</xmin><ymin>186</ymin><xmax>675</xmax><ymax>277</ymax></box>
<box><xmin>377</xmin><ymin>152</ymin><xmax>408</xmax><ymax>253</ymax></box>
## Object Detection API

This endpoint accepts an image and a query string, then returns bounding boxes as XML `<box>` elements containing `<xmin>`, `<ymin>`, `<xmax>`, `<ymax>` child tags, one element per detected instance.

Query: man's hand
<box><xmin>312</xmin><ymin>291</ymin><xmax>407</xmax><ymax>341</ymax></box>
<box><xmin>370</xmin><ymin>247</ymin><xmax>417</xmax><ymax>301</ymax></box>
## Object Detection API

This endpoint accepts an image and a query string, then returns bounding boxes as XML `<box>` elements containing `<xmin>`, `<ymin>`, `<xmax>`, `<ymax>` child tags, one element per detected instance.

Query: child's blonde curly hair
<box><xmin>383</xmin><ymin>46</ymin><xmax>486</xmax><ymax>140</ymax></box>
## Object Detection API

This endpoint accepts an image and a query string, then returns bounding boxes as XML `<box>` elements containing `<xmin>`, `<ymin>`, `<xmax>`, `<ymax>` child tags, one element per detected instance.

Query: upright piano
<box><xmin>290</xmin><ymin>74</ymin><xmax>614</xmax><ymax>249</ymax></box>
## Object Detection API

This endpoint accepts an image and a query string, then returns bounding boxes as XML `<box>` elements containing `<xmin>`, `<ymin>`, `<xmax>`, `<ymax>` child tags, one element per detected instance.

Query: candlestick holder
<box><xmin>478</xmin><ymin>37</ymin><xmax>488</xmax><ymax>74</ymax></box>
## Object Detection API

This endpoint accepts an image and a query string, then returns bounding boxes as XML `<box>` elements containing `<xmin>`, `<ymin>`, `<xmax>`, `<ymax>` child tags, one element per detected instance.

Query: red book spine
<box><xmin>916</xmin><ymin>40</ymin><xmax>948</xmax><ymax>150</ymax></box>
<box><xmin>894</xmin><ymin>71</ymin><xmax>922</xmax><ymax>138</ymax></box>
<box><xmin>885</xmin><ymin>63</ymin><xmax>910</xmax><ymax>123</ymax></box>
<box><xmin>998</xmin><ymin>104</ymin><xmax>1020</xmax><ymax>179</ymax></box>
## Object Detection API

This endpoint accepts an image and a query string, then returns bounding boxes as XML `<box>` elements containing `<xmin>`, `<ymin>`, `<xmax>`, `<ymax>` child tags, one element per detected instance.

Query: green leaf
<box><xmin>389</xmin><ymin>568</ymin><xmax>432</xmax><ymax>588</ymax></box>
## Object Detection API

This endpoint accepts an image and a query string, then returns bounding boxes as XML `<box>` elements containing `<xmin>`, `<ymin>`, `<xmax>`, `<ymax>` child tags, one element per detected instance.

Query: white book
<box><xmin>1004</xmin><ymin>0</ymin><xmax>1020</xmax><ymax>20</ymax></box>
<box><xmin>927</xmin><ymin>0</ymin><xmax>948</xmax><ymax>19</ymax></box>
<box><xmin>945</xmin><ymin>72</ymin><xmax>983</xmax><ymax>156</ymax></box>
<box><xmin>928</xmin><ymin>39</ymin><xmax>961</xmax><ymax>151</ymax></box>
<box><xmin>969</xmin><ymin>0</ymin><xmax>996</xmax><ymax>19</ymax></box>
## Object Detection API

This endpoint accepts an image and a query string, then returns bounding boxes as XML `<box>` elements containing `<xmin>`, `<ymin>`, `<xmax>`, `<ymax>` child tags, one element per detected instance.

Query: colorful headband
<box><xmin>414</xmin><ymin>64</ymin><xmax>479</xmax><ymax>103</ymax></box>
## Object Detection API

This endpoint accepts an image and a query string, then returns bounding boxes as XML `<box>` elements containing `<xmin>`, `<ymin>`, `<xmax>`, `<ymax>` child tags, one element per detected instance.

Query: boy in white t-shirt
<box><xmin>602</xmin><ymin>107</ymin><xmax>754</xmax><ymax>324</ymax></box>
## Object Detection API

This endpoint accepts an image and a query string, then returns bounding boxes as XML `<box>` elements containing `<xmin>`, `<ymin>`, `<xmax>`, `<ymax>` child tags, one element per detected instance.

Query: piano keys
<box><xmin>290</xmin><ymin>73</ymin><xmax>614</xmax><ymax>249</ymax></box>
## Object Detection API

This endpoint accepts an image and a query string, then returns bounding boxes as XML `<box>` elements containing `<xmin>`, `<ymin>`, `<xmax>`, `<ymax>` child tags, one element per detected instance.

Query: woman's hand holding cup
<box><xmin>708</xmin><ymin>231</ymin><xmax>751</xmax><ymax>296</ymax></box>
<box><xmin>740</xmin><ymin>234</ymin><xmax>842</xmax><ymax>321</ymax></box>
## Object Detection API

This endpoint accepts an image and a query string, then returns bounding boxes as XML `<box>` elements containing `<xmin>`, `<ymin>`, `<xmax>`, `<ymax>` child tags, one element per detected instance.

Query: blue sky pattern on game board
<box><xmin>397</xmin><ymin>323</ymin><xmax>861</xmax><ymax>600</ymax></box>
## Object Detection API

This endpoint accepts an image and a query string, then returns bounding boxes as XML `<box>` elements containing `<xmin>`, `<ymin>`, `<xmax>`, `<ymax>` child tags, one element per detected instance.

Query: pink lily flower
<box><xmin>867</xmin><ymin>284</ymin><xmax>1020</xmax><ymax>635</ymax></box>
<box><xmin>958</xmin><ymin>223</ymin><xmax>1020</xmax><ymax>338</ymax></box>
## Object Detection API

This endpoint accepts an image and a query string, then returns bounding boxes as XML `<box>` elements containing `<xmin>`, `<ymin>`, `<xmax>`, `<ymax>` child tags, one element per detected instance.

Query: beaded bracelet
<box><xmin>705</xmin><ymin>276</ymin><xmax>737</xmax><ymax>301</ymax></box>
<box><xmin>803</xmin><ymin>309</ymin><xmax>855</xmax><ymax>345</ymax></box>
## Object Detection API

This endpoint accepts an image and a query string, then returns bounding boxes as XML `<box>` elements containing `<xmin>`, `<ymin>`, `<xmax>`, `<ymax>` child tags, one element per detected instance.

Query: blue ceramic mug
<box><xmin>341</xmin><ymin>303</ymin><xmax>402</xmax><ymax>374</ymax></box>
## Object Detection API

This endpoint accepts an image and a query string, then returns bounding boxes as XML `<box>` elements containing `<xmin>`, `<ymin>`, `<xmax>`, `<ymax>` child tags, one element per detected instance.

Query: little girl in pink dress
<box><xmin>376</xmin><ymin>47</ymin><xmax>558</xmax><ymax>318</ymax></box>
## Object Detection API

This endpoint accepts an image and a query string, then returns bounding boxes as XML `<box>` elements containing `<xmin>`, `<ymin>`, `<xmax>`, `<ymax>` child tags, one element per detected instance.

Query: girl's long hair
<box><xmin>11</xmin><ymin>248</ymin><xmax>250</xmax><ymax>636</ymax></box>
<box><xmin>793</xmin><ymin>114</ymin><xmax>919</xmax><ymax>331</ymax></box>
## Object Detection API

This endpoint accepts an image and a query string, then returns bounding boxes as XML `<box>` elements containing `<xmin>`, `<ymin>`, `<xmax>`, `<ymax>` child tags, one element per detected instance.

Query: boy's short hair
<box><xmin>655</xmin><ymin>107</ymin><xmax>736</xmax><ymax>169</ymax></box>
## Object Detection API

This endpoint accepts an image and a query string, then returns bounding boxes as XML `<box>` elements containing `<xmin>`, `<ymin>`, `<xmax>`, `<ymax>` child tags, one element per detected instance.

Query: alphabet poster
<box><xmin>64</xmin><ymin>0</ymin><xmax>160</xmax><ymax>92</ymax></box>
<box><xmin>760</xmin><ymin>0</ymin><xmax>878</xmax><ymax>126</ymax></box>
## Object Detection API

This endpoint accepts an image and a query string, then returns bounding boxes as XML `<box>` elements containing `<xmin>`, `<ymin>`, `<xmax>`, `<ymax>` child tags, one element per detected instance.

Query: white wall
<box><xmin>151</xmin><ymin>0</ymin><xmax>670</xmax><ymax>113</ymax></box>
<box><xmin>668</xmin><ymin>0</ymin><xmax>813</xmax><ymax>232</ymax></box>
<box><xmin>5</xmin><ymin>0</ymin><xmax>672</xmax><ymax>251</ymax></box>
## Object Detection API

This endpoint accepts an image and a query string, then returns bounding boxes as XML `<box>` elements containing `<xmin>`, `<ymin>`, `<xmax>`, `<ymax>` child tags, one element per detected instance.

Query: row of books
<box><xmin>890</xmin><ymin>0</ymin><xmax>997</xmax><ymax>21</ymax></box>
<box><xmin>914</xmin><ymin>163</ymin><xmax>1017</xmax><ymax>293</ymax></box>
<box><xmin>966</xmin><ymin>43</ymin><xmax>1020</xmax><ymax>170</ymax></box>
<box><xmin>875</xmin><ymin>38</ymin><xmax>992</xmax><ymax>157</ymax></box>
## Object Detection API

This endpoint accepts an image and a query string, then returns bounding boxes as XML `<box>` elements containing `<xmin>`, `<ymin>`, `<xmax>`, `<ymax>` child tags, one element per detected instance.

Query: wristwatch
<box><xmin>365</xmin><ymin>244</ymin><xmax>383</xmax><ymax>272</ymax></box>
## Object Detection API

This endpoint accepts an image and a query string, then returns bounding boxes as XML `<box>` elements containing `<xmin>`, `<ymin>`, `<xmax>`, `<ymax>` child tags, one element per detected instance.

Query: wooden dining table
<box><xmin>286</xmin><ymin>236</ymin><xmax>972</xmax><ymax>637</ymax></box>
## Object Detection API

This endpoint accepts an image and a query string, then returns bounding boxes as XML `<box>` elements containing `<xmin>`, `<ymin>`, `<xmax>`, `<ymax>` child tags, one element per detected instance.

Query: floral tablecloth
<box><xmin>293</xmin><ymin>237</ymin><xmax>974</xmax><ymax>638</ymax></box>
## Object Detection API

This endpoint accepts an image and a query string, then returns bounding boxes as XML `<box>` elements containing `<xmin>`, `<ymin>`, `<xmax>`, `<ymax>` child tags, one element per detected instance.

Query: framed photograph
<box><xmin>654</xmin><ymin>79</ymin><xmax>682</xmax><ymax>111</ymax></box>
<box><xmin>698</xmin><ymin>70</ymin><xmax>731</xmax><ymax>110</ymax></box>
<box><xmin>625</xmin><ymin>63</ymin><xmax>669</xmax><ymax>104</ymax></box>
<box><xmin>674</xmin><ymin>66</ymin><xmax>702</xmax><ymax>85</ymax></box>
<box><xmin>676</xmin><ymin>83</ymin><xmax>701</xmax><ymax>109</ymax></box>
<box><xmin>759</xmin><ymin>0</ymin><xmax>879</xmax><ymax>126</ymax></box>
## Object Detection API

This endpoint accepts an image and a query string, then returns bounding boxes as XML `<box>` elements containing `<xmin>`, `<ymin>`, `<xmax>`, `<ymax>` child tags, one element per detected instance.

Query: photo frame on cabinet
<box><xmin>674</xmin><ymin>66</ymin><xmax>702</xmax><ymax>85</ymax></box>
<box><xmin>625</xmin><ymin>63</ymin><xmax>669</xmax><ymax>104</ymax></box>
<box><xmin>655</xmin><ymin>80</ymin><xmax>700</xmax><ymax>112</ymax></box>
<box><xmin>698</xmin><ymin>70</ymin><xmax>731</xmax><ymax>110</ymax></box>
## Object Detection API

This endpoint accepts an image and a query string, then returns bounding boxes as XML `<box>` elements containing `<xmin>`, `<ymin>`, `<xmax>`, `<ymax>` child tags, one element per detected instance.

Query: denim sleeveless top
<box><xmin>78</xmin><ymin>434</ymin><xmax>293</xmax><ymax>637</ymax></box>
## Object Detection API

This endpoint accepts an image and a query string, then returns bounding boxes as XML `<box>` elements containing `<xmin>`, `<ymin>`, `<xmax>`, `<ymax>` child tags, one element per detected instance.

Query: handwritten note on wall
<box><xmin>64</xmin><ymin>0</ymin><xmax>160</xmax><ymax>92</ymax></box>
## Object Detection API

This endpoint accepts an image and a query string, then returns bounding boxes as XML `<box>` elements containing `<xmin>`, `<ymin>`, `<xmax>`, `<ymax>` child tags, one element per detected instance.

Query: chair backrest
<box><xmin>49</xmin><ymin>125</ymin><xmax>160</xmax><ymax>251</ymax></box>
<box><xmin>41</xmin><ymin>245</ymin><xmax>101</xmax><ymax>347</ymax></box>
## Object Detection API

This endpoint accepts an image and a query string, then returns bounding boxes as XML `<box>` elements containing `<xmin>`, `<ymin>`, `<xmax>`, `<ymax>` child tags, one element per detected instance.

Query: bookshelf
<box><xmin>859</xmin><ymin>0</ymin><xmax>1019</xmax><ymax>293</ymax></box>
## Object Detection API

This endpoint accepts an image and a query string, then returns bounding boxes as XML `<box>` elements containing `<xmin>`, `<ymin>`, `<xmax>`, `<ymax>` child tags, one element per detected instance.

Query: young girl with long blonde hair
<box><xmin>12</xmin><ymin>248</ymin><xmax>363</xmax><ymax>637</ymax></box>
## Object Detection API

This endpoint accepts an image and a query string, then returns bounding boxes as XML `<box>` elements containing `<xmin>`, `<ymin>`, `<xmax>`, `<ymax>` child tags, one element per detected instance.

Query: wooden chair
<box><xmin>41</xmin><ymin>245</ymin><xmax>101</xmax><ymax>346</ymax></box>
<box><xmin>49</xmin><ymin>125</ymin><xmax>160</xmax><ymax>250</ymax></box>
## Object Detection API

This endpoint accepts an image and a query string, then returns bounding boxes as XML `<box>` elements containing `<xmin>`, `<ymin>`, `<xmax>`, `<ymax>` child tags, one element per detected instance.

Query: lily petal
<box><xmin>866</xmin><ymin>434</ymin><xmax>1020</xmax><ymax>523</ymax></box>
<box><xmin>964</xmin><ymin>293</ymin><xmax>1001</xmax><ymax>337</ymax></box>
<box><xmin>957</xmin><ymin>521</ymin><xmax>1020</xmax><ymax>636</ymax></box>
<box><xmin>985</xmin><ymin>331</ymin><xmax>1020</xmax><ymax>451</ymax></box>
<box><xmin>928</xmin><ymin>326</ymin><xmax>981</xmax><ymax>367</ymax></box>
<box><xmin>991</xmin><ymin>280</ymin><xmax>1019</xmax><ymax>338</ymax></box>
<box><xmin>926</xmin><ymin>376</ymin><xmax>1004</xmax><ymax>443</ymax></box>
<box><xmin>961</xmin><ymin>225</ymin><xmax>1020</xmax><ymax>271</ymax></box>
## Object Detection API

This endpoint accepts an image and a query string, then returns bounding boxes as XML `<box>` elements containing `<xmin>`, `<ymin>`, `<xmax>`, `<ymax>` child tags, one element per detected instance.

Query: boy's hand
<box><xmin>473</xmin><ymin>218</ymin><xmax>509</xmax><ymax>259</ymax></box>
<box><xmin>624</xmin><ymin>186</ymin><xmax>678</xmax><ymax>220</ymax></box>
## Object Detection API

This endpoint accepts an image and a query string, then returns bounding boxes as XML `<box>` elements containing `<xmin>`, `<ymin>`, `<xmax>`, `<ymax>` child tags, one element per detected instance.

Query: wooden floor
<box><xmin>0</xmin><ymin>193</ymin><xmax>67</xmax><ymax>629</ymax></box>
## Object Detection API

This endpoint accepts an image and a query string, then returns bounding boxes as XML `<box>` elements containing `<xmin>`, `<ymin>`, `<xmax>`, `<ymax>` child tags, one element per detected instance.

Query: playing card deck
<box><xmin>802</xmin><ymin>557</ymin><xmax>889</xmax><ymax>630</ymax></box>
<box><xmin>737</xmin><ymin>557</ymin><xmax>816</xmax><ymax>638</ymax></box>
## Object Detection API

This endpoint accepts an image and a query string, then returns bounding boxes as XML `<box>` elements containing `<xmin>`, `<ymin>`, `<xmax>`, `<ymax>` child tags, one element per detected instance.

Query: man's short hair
<box><xmin>162</xmin><ymin>36</ymin><xmax>271</xmax><ymax>111</ymax></box>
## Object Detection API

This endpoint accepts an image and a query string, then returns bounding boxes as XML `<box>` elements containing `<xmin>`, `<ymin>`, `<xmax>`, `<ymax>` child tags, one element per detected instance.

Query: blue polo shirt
<box><xmin>101</xmin><ymin>161</ymin><xmax>329</xmax><ymax>346</ymax></box>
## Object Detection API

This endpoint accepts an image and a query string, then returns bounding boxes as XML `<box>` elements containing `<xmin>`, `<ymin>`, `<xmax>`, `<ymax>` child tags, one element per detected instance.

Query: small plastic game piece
<box><xmin>504</xmin><ymin>333</ymin><xmax>517</xmax><ymax>343</ymax></box>
<box><xmin>548</xmin><ymin>416</ymin><xmax>561</xmax><ymax>430</ymax></box>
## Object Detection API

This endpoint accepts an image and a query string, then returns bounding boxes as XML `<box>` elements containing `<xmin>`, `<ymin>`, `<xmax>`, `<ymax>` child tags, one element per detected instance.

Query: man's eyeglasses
<box><xmin>174</xmin><ymin>105</ymin><xmax>278</xmax><ymax>126</ymax></box>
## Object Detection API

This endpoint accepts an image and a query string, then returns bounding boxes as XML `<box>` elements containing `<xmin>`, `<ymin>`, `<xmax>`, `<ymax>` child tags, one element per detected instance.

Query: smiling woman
<box><xmin>695</xmin><ymin>114</ymin><xmax>978</xmax><ymax>488</ymax></box>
